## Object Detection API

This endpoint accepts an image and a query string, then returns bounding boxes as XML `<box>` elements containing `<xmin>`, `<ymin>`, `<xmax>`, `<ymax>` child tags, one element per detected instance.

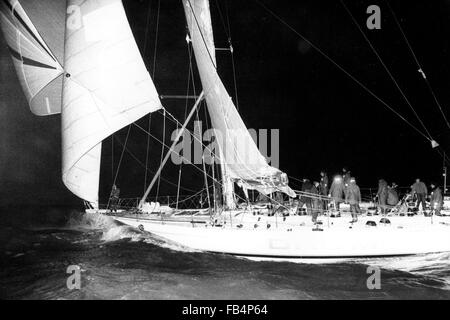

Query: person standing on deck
<box><xmin>376</xmin><ymin>179</ymin><xmax>388</xmax><ymax>215</ymax></box>
<box><xmin>345</xmin><ymin>177</ymin><xmax>361</xmax><ymax>222</ymax></box>
<box><xmin>387</xmin><ymin>183</ymin><xmax>399</xmax><ymax>206</ymax></box>
<box><xmin>430</xmin><ymin>182</ymin><xmax>443</xmax><ymax>216</ymax></box>
<box><xmin>311</xmin><ymin>181</ymin><xmax>321</xmax><ymax>223</ymax></box>
<box><xmin>411</xmin><ymin>178</ymin><xmax>428</xmax><ymax>213</ymax></box>
<box><xmin>319</xmin><ymin>171</ymin><xmax>329</xmax><ymax>195</ymax></box>
<box><xmin>319</xmin><ymin>171</ymin><xmax>329</xmax><ymax>210</ymax></box>
<box><xmin>110</xmin><ymin>184</ymin><xmax>120</xmax><ymax>213</ymax></box>
<box><xmin>342</xmin><ymin>167</ymin><xmax>352</xmax><ymax>188</ymax></box>
<box><xmin>329</xmin><ymin>175</ymin><xmax>345</xmax><ymax>212</ymax></box>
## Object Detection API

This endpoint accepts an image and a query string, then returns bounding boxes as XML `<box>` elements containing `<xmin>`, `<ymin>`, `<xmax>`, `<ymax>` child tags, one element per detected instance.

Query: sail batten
<box><xmin>183</xmin><ymin>0</ymin><xmax>295</xmax><ymax>198</ymax></box>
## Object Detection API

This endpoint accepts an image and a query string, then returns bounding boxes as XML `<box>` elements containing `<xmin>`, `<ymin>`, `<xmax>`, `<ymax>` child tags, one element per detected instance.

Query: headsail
<box><xmin>183</xmin><ymin>0</ymin><xmax>295</xmax><ymax>198</ymax></box>
<box><xmin>0</xmin><ymin>0</ymin><xmax>65</xmax><ymax>115</ymax></box>
<box><xmin>62</xmin><ymin>0</ymin><xmax>162</xmax><ymax>205</ymax></box>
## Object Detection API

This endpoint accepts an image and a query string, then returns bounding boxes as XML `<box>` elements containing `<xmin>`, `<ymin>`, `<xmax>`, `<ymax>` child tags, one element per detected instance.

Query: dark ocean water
<box><xmin>1</xmin><ymin>207</ymin><xmax>450</xmax><ymax>300</ymax></box>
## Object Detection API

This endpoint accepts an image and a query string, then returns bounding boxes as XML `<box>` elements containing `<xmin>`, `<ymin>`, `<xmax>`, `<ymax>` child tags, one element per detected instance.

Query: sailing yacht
<box><xmin>2</xmin><ymin>0</ymin><xmax>450</xmax><ymax>262</ymax></box>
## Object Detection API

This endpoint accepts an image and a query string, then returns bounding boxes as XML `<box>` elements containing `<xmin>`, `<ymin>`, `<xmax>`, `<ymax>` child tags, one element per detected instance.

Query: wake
<box><xmin>361</xmin><ymin>252</ymin><xmax>450</xmax><ymax>289</ymax></box>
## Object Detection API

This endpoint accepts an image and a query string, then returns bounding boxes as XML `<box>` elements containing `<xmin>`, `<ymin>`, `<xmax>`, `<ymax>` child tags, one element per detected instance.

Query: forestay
<box><xmin>183</xmin><ymin>0</ymin><xmax>295</xmax><ymax>197</ymax></box>
<box><xmin>62</xmin><ymin>0</ymin><xmax>162</xmax><ymax>205</ymax></box>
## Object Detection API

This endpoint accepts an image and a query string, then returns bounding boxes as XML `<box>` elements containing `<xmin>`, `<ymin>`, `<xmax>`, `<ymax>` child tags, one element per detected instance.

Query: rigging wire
<box><xmin>214</xmin><ymin>0</ymin><xmax>230</xmax><ymax>39</ymax></box>
<box><xmin>156</xmin><ymin>109</ymin><xmax>166</xmax><ymax>200</ymax></box>
<box><xmin>142</xmin><ymin>0</ymin><xmax>153</xmax><ymax>192</ymax></box>
<box><xmin>340</xmin><ymin>0</ymin><xmax>434</xmax><ymax>142</ymax></box>
<box><xmin>107</xmin><ymin>125</ymin><xmax>132</xmax><ymax>209</ymax></box>
<box><xmin>223</xmin><ymin>0</ymin><xmax>240</xmax><ymax>110</ymax></box>
<box><xmin>176</xmin><ymin>44</ymin><xmax>195</xmax><ymax>208</ymax></box>
<box><xmin>213</xmin><ymin>0</ymin><xmax>239</xmax><ymax>109</ymax></box>
<box><xmin>132</xmin><ymin>120</ymin><xmax>221</xmax><ymax>185</ymax></box>
<box><xmin>151</xmin><ymin>0</ymin><xmax>161</xmax><ymax>79</ymax></box>
<box><xmin>385</xmin><ymin>0</ymin><xmax>450</xmax><ymax>132</ymax></box>
<box><xmin>186</xmin><ymin>36</ymin><xmax>214</xmax><ymax>208</ymax></box>
<box><xmin>252</xmin><ymin>0</ymin><xmax>431</xmax><ymax>143</ymax></box>
<box><xmin>111</xmin><ymin>135</ymin><xmax>114</xmax><ymax>186</ymax></box>
<box><xmin>340</xmin><ymin>0</ymin><xmax>450</xmax><ymax>167</ymax></box>
<box><xmin>112</xmin><ymin>126</ymin><xmax>131</xmax><ymax>187</ymax></box>
<box><xmin>113</xmin><ymin>134</ymin><xmax>198</xmax><ymax>193</ymax></box>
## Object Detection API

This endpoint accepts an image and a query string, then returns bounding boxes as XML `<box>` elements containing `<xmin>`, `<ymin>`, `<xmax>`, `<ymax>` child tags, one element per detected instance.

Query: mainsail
<box><xmin>62</xmin><ymin>0</ymin><xmax>163</xmax><ymax>205</ymax></box>
<box><xmin>183</xmin><ymin>0</ymin><xmax>295</xmax><ymax>199</ymax></box>
<box><xmin>0</xmin><ymin>0</ymin><xmax>65</xmax><ymax>115</ymax></box>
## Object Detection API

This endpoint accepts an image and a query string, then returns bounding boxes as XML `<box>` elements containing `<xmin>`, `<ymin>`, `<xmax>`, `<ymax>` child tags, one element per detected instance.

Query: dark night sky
<box><xmin>1</xmin><ymin>0</ymin><xmax>450</xmax><ymax>207</ymax></box>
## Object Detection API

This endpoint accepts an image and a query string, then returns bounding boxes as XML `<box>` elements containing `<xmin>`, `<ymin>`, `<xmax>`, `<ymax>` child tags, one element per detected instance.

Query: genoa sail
<box><xmin>62</xmin><ymin>0</ymin><xmax>162</xmax><ymax>205</ymax></box>
<box><xmin>183</xmin><ymin>0</ymin><xmax>295</xmax><ymax>198</ymax></box>
<box><xmin>0</xmin><ymin>0</ymin><xmax>65</xmax><ymax>115</ymax></box>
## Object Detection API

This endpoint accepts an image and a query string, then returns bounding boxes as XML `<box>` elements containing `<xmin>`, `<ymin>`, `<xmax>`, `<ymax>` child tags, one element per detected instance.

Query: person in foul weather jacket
<box><xmin>345</xmin><ymin>178</ymin><xmax>361</xmax><ymax>222</ymax></box>
<box><xmin>319</xmin><ymin>171</ymin><xmax>329</xmax><ymax>196</ymax></box>
<box><xmin>376</xmin><ymin>179</ymin><xmax>388</xmax><ymax>214</ymax></box>
<box><xmin>342</xmin><ymin>168</ymin><xmax>352</xmax><ymax>189</ymax></box>
<box><xmin>430</xmin><ymin>183</ymin><xmax>443</xmax><ymax>216</ymax></box>
<box><xmin>319</xmin><ymin>171</ymin><xmax>329</xmax><ymax>211</ymax></box>
<box><xmin>329</xmin><ymin>175</ymin><xmax>345</xmax><ymax>211</ymax></box>
<box><xmin>387</xmin><ymin>184</ymin><xmax>399</xmax><ymax>206</ymax></box>
<box><xmin>411</xmin><ymin>178</ymin><xmax>428</xmax><ymax>212</ymax></box>
<box><xmin>110</xmin><ymin>184</ymin><xmax>120</xmax><ymax>213</ymax></box>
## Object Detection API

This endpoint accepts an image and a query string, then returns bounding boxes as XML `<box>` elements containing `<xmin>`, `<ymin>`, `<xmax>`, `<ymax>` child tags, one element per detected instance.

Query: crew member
<box><xmin>345</xmin><ymin>177</ymin><xmax>361</xmax><ymax>223</ymax></box>
<box><xmin>329</xmin><ymin>175</ymin><xmax>345</xmax><ymax>213</ymax></box>
<box><xmin>376</xmin><ymin>179</ymin><xmax>388</xmax><ymax>215</ymax></box>
<box><xmin>387</xmin><ymin>183</ymin><xmax>399</xmax><ymax>206</ymax></box>
<box><xmin>311</xmin><ymin>181</ymin><xmax>321</xmax><ymax>223</ymax></box>
<box><xmin>319</xmin><ymin>171</ymin><xmax>329</xmax><ymax>211</ymax></box>
<box><xmin>110</xmin><ymin>184</ymin><xmax>121</xmax><ymax>213</ymax></box>
<box><xmin>430</xmin><ymin>182</ymin><xmax>443</xmax><ymax>216</ymax></box>
<box><xmin>342</xmin><ymin>167</ymin><xmax>352</xmax><ymax>188</ymax></box>
<box><xmin>411</xmin><ymin>178</ymin><xmax>428</xmax><ymax>213</ymax></box>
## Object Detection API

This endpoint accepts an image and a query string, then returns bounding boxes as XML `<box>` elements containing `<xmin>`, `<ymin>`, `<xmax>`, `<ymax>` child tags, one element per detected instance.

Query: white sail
<box><xmin>0</xmin><ymin>0</ymin><xmax>65</xmax><ymax>115</ymax></box>
<box><xmin>183</xmin><ymin>0</ymin><xmax>295</xmax><ymax>197</ymax></box>
<box><xmin>62</xmin><ymin>0</ymin><xmax>162</xmax><ymax>204</ymax></box>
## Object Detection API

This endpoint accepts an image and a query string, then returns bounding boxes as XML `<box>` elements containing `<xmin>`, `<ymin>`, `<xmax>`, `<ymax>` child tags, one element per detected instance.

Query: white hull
<box><xmin>110</xmin><ymin>212</ymin><xmax>450</xmax><ymax>262</ymax></box>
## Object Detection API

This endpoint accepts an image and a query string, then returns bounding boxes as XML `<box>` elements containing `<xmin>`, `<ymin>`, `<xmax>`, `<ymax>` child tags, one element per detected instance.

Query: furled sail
<box><xmin>0</xmin><ymin>0</ymin><xmax>65</xmax><ymax>115</ymax></box>
<box><xmin>62</xmin><ymin>0</ymin><xmax>162</xmax><ymax>204</ymax></box>
<box><xmin>183</xmin><ymin>0</ymin><xmax>295</xmax><ymax>198</ymax></box>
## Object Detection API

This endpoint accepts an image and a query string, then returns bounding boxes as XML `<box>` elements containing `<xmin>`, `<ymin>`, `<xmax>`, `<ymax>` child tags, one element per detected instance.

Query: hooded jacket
<box><xmin>387</xmin><ymin>187</ymin><xmax>399</xmax><ymax>206</ymax></box>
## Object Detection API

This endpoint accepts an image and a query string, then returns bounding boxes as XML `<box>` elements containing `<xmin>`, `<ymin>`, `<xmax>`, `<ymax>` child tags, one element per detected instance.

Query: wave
<box><xmin>65</xmin><ymin>211</ymin><xmax>117</xmax><ymax>230</ymax></box>
<box><xmin>358</xmin><ymin>252</ymin><xmax>450</xmax><ymax>290</ymax></box>
<box><xmin>65</xmin><ymin>211</ymin><xmax>197</xmax><ymax>253</ymax></box>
